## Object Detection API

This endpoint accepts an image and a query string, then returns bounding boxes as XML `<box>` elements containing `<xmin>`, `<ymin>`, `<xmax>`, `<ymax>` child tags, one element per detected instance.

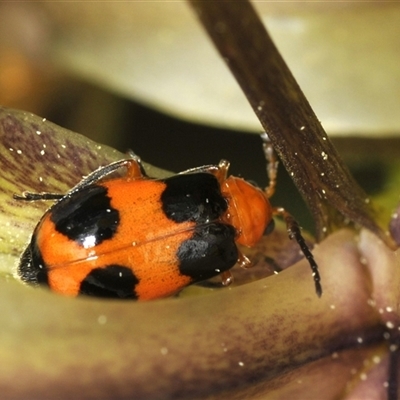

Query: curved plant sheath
<box><xmin>0</xmin><ymin>107</ymin><xmax>169</xmax><ymax>265</ymax></box>
<box><xmin>0</xmin><ymin>107</ymin><xmax>399</xmax><ymax>399</ymax></box>
<box><xmin>188</xmin><ymin>0</ymin><xmax>394</xmax><ymax>249</ymax></box>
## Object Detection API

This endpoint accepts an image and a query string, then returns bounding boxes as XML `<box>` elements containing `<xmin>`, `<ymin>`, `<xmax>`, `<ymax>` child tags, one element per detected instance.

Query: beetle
<box><xmin>14</xmin><ymin>135</ymin><xmax>321</xmax><ymax>300</ymax></box>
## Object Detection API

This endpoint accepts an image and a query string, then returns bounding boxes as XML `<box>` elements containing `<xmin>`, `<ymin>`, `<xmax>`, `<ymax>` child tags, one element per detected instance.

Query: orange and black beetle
<box><xmin>15</xmin><ymin>136</ymin><xmax>321</xmax><ymax>300</ymax></box>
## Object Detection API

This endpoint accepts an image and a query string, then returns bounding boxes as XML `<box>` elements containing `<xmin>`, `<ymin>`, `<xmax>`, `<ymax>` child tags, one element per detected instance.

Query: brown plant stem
<box><xmin>188</xmin><ymin>0</ymin><xmax>394</xmax><ymax>248</ymax></box>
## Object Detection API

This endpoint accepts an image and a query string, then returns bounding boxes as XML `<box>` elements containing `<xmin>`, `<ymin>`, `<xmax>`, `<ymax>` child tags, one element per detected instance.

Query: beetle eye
<box><xmin>263</xmin><ymin>219</ymin><xmax>275</xmax><ymax>236</ymax></box>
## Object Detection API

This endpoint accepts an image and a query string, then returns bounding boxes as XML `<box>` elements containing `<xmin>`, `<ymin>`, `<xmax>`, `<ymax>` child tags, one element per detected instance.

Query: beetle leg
<box><xmin>261</xmin><ymin>133</ymin><xmax>279</xmax><ymax>199</ymax></box>
<box><xmin>199</xmin><ymin>159</ymin><xmax>230</xmax><ymax>184</ymax></box>
<box><xmin>14</xmin><ymin>157</ymin><xmax>145</xmax><ymax>202</ymax></box>
<box><xmin>213</xmin><ymin>160</ymin><xmax>230</xmax><ymax>184</ymax></box>
<box><xmin>219</xmin><ymin>251</ymin><xmax>252</xmax><ymax>286</ymax></box>
<box><xmin>68</xmin><ymin>159</ymin><xmax>133</xmax><ymax>194</ymax></box>
<box><xmin>220</xmin><ymin>270</ymin><xmax>233</xmax><ymax>286</ymax></box>
<box><xmin>125</xmin><ymin>157</ymin><xmax>146</xmax><ymax>180</ymax></box>
<box><xmin>237</xmin><ymin>251</ymin><xmax>252</xmax><ymax>269</ymax></box>
<box><xmin>13</xmin><ymin>192</ymin><xmax>64</xmax><ymax>201</ymax></box>
<box><xmin>179</xmin><ymin>160</ymin><xmax>230</xmax><ymax>185</ymax></box>
<box><xmin>179</xmin><ymin>164</ymin><xmax>218</xmax><ymax>175</ymax></box>
<box><xmin>273</xmin><ymin>207</ymin><xmax>322</xmax><ymax>297</ymax></box>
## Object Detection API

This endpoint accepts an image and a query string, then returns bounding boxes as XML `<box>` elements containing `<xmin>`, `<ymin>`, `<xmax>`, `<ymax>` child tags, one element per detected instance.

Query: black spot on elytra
<box><xmin>177</xmin><ymin>223</ymin><xmax>238</xmax><ymax>282</ymax></box>
<box><xmin>161</xmin><ymin>173</ymin><xmax>227</xmax><ymax>223</ymax></box>
<box><xmin>50</xmin><ymin>185</ymin><xmax>119</xmax><ymax>247</ymax></box>
<box><xmin>79</xmin><ymin>265</ymin><xmax>139</xmax><ymax>299</ymax></box>
<box><xmin>18</xmin><ymin>239</ymin><xmax>49</xmax><ymax>286</ymax></box>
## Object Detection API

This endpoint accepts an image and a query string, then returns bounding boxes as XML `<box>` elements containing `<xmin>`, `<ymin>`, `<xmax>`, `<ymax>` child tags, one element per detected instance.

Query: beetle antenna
<box><xmin>273</xmin><ymin>207</ymin><xmax>322</xmax><ymax>297</ymax></box>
